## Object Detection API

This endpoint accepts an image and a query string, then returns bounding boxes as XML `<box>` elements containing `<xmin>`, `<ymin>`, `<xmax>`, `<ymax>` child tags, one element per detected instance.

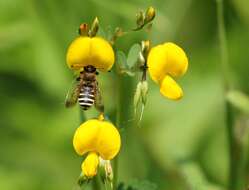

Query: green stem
<box><xmin>216</xmin><ymin>1</ymin><xmax>239</xmax><ymax>189</ymax></box>
<box><xmin>113</xmin><ymin>70</ymin><xmax>121</xmax><ymax>190</ymax></box>
<box><xmin>113</xmin><ymin>156</ymin><xmax>119</xmax><ymax>190</ymax></box>
<box><xmin>112</xmin><ymin>57</ymin><xmax>135</xmax><ymax>189</ymax></box>
<box><xmin>92</xmin><ymin>175</ymin><xmax>101</xmax><ymax>190</ymax></box>
<box><xmin>79</xmin><ymin>107</ymin><xmax>86</xmax><ymax>123</ymax></box>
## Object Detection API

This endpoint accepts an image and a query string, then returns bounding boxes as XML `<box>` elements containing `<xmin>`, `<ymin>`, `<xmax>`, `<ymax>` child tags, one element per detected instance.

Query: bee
<box><xmin>65</xmin><ymin>65</ymin><xmax>104</xmax><ymax>112</ymax></box>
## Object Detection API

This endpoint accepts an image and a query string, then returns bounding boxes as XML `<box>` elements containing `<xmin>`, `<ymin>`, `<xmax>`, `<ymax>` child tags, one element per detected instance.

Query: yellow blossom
<box><xmin>147</xmin><ymin>42</ymin><xmax>188</xmax><ymax>100</ymax></box>
<box><xmin>73</xmin><ymin>119</ymin><xmax>121</xmax><ymax>178</ymax></box>
<box><xmin>66</xmin><ymin>37</ymin><xmax>115</xmax><ymax>72</ymax></box>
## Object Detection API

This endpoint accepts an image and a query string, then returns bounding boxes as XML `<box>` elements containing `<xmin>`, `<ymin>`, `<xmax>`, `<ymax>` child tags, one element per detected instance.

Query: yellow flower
<box><xmin>73</xmin><ymin>119</ymin><xmax>121</xmax><ymax>178</ymax></box>
<box><xmin>66</xmin><ymin>37</ymin><xmax>115</xmax><ymax>72</ymax></box>
<box><xmin>147</xmin><ymin>42</ymin><xmax>188</xmax><ymax>100</ymax></box>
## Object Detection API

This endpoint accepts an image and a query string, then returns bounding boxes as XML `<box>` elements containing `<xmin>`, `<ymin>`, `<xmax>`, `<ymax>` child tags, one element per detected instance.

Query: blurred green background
<box><xmin>0</xmin><ymin>0</ymin><xmax>249</xmax><ymax>189</ymax></box>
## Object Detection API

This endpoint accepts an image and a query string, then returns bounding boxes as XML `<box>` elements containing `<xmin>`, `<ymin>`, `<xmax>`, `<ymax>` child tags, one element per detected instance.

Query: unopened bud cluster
<box><xmin>134</xmin><ymin>7</ymin><xmax>156</xmax><ymax>30</ymax></box>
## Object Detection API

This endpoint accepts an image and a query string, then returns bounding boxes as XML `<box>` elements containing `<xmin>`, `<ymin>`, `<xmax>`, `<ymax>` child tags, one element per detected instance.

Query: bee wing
<box><xmin>65</xmin><ymin>79</ymin><xmax>81</xmax><ymax>108</ymax></box>
<box><xmin>94</xmin><ymin>82</ymin><xmax>104</xmax><ymax>113</ymax></box>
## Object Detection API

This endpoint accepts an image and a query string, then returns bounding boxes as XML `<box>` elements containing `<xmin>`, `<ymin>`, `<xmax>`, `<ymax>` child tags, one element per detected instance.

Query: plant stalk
<box><xmin>112</xmin><ymin>60</ymin><xmax>134</xmax><ymax>189</ymax></box>
<box><xmin>79</xmin><ymin>108</ymin><xmax>86</xmax><ymax>123</ymax></box>
<box><xmin>216</xmin><ymin>0</ymin><xmax>239</xmax><ymax>189</ymax></box>
<box><xmin>113</xmin><ymin>69</ymin><xmax>121</xmax><ymax>190</ymax></box>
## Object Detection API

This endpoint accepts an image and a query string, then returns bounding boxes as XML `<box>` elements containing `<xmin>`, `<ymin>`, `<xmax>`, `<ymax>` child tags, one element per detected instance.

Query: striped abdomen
<box><xmin>78</xmin><ymin>85</ymin><xmax>95</xmax><ymax>110</ymax></box>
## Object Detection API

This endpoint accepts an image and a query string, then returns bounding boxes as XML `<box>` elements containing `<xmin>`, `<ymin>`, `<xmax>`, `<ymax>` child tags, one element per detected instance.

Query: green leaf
<box><xmin>116</xmin><ymin>50</ymin><xmax>127</xmax><ymax>69</ymax></box>
<box><xmin>127</xmin><ymin>44</ymin><xmax>141</xmax><ymax>69</ymax></box>
<box><xmin>226</xmin><ymin>90</ymin><xmax>249</xmax><ymax>114</ymax></box>
<box><xmin>116</xmin><ymin>50</ymin><xmax>135</xmax><ymax>76</ymax></box>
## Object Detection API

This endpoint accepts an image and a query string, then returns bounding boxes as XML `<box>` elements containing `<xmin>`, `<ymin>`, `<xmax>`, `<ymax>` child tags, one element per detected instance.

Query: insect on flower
<box><xmin>65</xmin><ymin>21</ymin><xmax>115</xmax><ymax>111</ymax></box>
<box><xmin>65</xmin><ymin>65</ymin><xmax>104</xmax><ymax>111</ymax></box>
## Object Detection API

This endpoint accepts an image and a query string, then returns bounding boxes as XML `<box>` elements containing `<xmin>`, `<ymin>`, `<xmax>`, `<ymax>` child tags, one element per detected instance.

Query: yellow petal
<box><xmin>73</xmin><ymin>119</ymin><xmax>99</xmax><ymax>155</ymax></box>
<box><xmin>159</xmin><ymin>75</ymin><xmax>183</xmax><ymax>100</ymax></box>
<box><xmin>81</xmin><ymin>152</ymin><xmax>99</xmax><ymax>178</ymax></box>
<box><xmin>91</xmin><ymin>37</ymin><xmax>115</xmax><ymax>72</ymax></box>
<box><xmin>66</xmin><ymin>37</ymin><xmax>114</xmax><ymax>72</ymax></box>
<box><xmin>73</xmin><ymin>119</ymin><xmax>121</xmax><ymax>160</ymax></box>
<box><xmin>96</xmin><ymin>121</ymin><xmax>121</xmax><ymax>160</ymax></box>
<box><xmin>66</xmin><ymin>37</ymin><xmax>91</xmax><ymax>70</ymax></box>
<box><xmin>147</xmin><ymin>44</ymin><xmax>167</xmax><ymax>83</ymax></box>
<box><xmin>147</xmin><ymin>42</ymin><xmax>188</xmax><ymax>83</ymax></box>
<box><xmin>163</xmin><ymin>43</ymin><xmax>188</xmax><ymax>77</ymax></box>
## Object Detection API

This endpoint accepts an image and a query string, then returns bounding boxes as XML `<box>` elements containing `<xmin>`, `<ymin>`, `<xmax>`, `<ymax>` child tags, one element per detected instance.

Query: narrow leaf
<box><xmin>226</xmin><ymin>90</ymin><xmax>249</xmax><ymax>114</ymax></box>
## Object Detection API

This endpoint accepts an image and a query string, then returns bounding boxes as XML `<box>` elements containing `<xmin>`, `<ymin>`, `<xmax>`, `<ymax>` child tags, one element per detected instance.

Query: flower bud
<box><xmin>99</xmin><ymin>158</ymin><xmax>113</xmax><ymax>188</ymax></box>
<box><xmin>141</xmin><ymin>40</ymin><xmax>150</xmax><ymax>56</ymax></box>
<box><xmin>78</xmin><ymin>23</ymin><xmax>89</xmax><ymax>36</ymax></box>
<box><xmin>136</xmin><ymin>11</ymin><xmax>145</xmax><ymax>27</ymax></box>
<box><xmin>89</xmin><ymin>17</ymin><xmax>99</xmax><ymax>37</ymax></box>
<box><xmin>138</xmin><ymin>52</ymin><xmax>145</xmax><ymax>65</ymax></box>
<box><xmin>140</xmin><ymin>81</ymin><xmax>148</xmax><ymax>104</ymax></box>
<box><xmin>110</xmin><ymin>27</ymin><xmax>124</xmax><ymax>44</ymax></box>
<box><xmin>104</xmin><ymin>160</ymin><xmax>113</xmax><ymax>182</ymax></box>
<box><xmin>145</xmin><ymin>6</ymin><xmax>156</xmax><ymax>23</ymax></box>
<box><xmin>134</xmin><ymin>82</ymin><xmax>142</xmax><ymax>112</ymax></box>
<box><xmin>114</xmin><ymin>27</ymin><xmax>124</xmax><ymax>37</ymax></box>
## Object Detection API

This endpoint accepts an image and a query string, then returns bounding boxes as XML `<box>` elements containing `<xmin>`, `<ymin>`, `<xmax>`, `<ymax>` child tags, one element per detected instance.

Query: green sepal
<box><xmin>77</xmin><ymin>171</ymin><xmax>90</xmax><ymax>187</ymax></box>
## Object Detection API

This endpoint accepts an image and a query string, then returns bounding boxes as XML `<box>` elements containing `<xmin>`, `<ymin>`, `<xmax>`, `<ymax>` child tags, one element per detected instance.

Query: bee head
<box><xmin>84</xmin><ymin>65</ymin><xmax>97</xmax><ymax>73</ymax></box>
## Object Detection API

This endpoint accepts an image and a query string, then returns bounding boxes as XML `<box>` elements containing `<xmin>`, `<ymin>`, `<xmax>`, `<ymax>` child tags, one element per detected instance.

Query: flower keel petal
<box><xmin>159</xmin><ymin>75</ymin><xmax>183</xmax><ymax>100</ymax></box>
<box><xmin>82</xmin><ymin>152</ymin><xmax>99</xmax><ymax>178</ymax></box>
